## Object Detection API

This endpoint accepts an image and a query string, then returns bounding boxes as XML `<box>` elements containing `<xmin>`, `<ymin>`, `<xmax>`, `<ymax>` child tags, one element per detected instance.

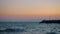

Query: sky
<box><xmin>0</xmin><ymin>0</ymin><xmax>60</xmax><ymax>21</ymax></box>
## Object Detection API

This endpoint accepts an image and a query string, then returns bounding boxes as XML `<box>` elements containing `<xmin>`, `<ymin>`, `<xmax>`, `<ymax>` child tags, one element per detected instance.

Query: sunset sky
<box><xmin>0</xmin><ymin>0</ymin><xmax>60</xmax><ymax>21</ymax></box>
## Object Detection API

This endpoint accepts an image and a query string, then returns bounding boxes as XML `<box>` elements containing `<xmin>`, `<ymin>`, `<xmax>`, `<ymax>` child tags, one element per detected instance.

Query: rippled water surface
<box><xmin>0</xmin><ymin>22</ymin><xmax>60</xmax><ymax>34</ymax></box>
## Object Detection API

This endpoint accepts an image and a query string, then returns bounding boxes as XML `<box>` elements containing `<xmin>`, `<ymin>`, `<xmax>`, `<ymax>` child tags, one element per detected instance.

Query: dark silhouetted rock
<box><xmin>39</xmin><ymin>20</ymin><xmax>60</xmax><ymax>24</ymax></box>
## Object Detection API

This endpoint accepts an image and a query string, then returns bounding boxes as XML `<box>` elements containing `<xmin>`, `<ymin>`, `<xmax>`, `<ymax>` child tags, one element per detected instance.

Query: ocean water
<box><xmin>0</xmin><ymin>22</ymin><xmax>60</xmax><ymax>34</ymax></box>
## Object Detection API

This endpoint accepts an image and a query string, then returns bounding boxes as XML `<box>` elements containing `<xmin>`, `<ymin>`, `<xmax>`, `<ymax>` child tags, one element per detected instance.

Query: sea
<box><xmin>0</xmin><ymin>22</ymin><xmax>60</xmax><ymax>34</ymax></box>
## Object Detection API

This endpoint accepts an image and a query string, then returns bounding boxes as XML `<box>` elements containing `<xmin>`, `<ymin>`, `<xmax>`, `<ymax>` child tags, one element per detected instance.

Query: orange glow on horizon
<box><xmin>0</xmin><ymin>0</ymin><xmax>60</xmax><ymax>19</ymax></box>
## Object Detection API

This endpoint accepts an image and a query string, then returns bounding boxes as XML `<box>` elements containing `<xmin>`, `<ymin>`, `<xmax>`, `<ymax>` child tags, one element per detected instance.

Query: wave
<box><xmin>0</xmin><ymin>28</ymin><xmax>25</xmax><ymax>32</ymax></box>
<box><xmin>0</xmin><ymin>22</ymin><xmax>60</xmax><ymax>34</ymax></box>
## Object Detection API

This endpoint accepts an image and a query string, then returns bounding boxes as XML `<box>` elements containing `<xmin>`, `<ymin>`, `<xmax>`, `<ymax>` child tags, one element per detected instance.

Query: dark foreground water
<box><xmin>0</xmin><ymin>22</ymin><xmax>60</xmax><ymax>34</ymax></box>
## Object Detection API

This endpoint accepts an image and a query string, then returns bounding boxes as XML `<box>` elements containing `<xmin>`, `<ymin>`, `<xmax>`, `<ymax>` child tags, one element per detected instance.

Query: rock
<box><xmin>39</xmin><ymin>20</ymin><xmax>60</xmax><ymax>24</ymax></box>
